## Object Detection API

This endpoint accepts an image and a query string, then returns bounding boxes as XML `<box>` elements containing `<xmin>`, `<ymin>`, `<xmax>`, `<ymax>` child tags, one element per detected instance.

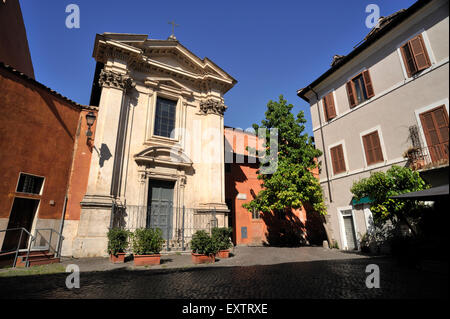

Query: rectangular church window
<box><xmin>154</xmin><ymin>97</ymin><xmax>177</xmax><ymax>138</ymax></box>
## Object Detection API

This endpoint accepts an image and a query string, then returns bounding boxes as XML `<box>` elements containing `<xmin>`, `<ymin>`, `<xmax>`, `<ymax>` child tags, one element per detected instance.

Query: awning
<box><xmin>390</xmin><ymin>184</ymin><xmax>449</xmax><ymax>201</ymax></box>
<box><xmin>352</xmin><ymin>196</ymin><xmax>372</xmax><ymax>205</ymax></box>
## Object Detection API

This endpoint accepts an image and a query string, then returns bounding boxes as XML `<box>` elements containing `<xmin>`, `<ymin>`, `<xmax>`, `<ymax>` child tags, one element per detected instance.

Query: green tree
<box><xmin>243</xmin><ymin>95</ymin><xmax>329</xmax><ymax>243</ymax></box>
<box><xmin>350</xmin><ymin>165</ymin><xmax>428</xmax><ymax>235</ymax></box>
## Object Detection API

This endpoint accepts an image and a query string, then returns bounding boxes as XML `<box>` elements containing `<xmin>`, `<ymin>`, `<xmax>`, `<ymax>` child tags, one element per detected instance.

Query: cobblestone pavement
<box><xmin>57</xmin><ymin>246</ymin><xmax>371</xmax><ymax>273</ymax></box>
<box><xmin>0</xmin><ymin>247</ymin><xmax>447</xmax><ymax>299</ymax></box>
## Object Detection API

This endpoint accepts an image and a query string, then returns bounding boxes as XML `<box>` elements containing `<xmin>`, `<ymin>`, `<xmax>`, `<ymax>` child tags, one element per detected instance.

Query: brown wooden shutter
<box><xmin>363</xmin><ymin>131</ymin><xmax>383</xmax><ymax>165</ymax></box>
<box><xmin>331</xmin><ymin>144</ymin><xmax>346</xmax><ymax>174</ymax></box>
<box><xmin>336</xmin><ymin>145</ymin><xmax>346</xmax><ymax>173</ymax></box>
<box><xmin>420</xmin><ymin>106</ymin><xmax>449</xmax><ymax>162</ymax></box>
<box><xmin>323</xmin><ymin>93</ymin><xmax>336</xmax><ymax>121</ymax></box>
<box><xmin>322</xmin><ymin>97</ymin><xmax>329</xmax><ymax>121</ymax></box>
<box><xmin>409</xmin><ymin>34</ymin><xmax>431</xmax><ymax>72</ymax></box>
<box><xmin>346</xmin><ymin>81</ymin><xmax>357</xmax><ymax>108</ymax></box>
<box><xmin>401</xmin><ymin>43</ymin><xmax>416</xmax><ymax>77</ymax></box>
<box><xmin>326</xmin><ymin>93</ymin><xmax>336</xmax><ymax>120</ymax></box>
<box><xmin>330</xmin><ymin>146</ymin><xmax>339</xmax><ymax>174</ymax></box>
<box><xmin>371</xmin><ymin>132</ymin><xmax>384</xmax><ymax>163</ymax></box>
<box><xmin>362</xmin><ymin>70</ymin><xmax>374</xmax><ymax>98</ymax></box>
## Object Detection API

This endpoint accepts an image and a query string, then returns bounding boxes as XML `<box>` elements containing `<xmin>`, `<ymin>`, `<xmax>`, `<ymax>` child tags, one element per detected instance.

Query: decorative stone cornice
<box><xmin>199</xmin><ymin>99</ymin><xmax>227</xmax><ymax>116</ymax></box>
<box><xmin>98</xmin><ymin>69</ymin><xmax>136</xmax><ymax>92</ymax></box>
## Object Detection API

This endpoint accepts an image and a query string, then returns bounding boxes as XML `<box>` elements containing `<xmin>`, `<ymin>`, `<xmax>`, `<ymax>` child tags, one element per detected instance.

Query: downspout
<box><xmin>308</xmin><ymin>86</ymin><xmax>333</xmax><ymax>247</ymax></box>
<box><xmin>55</xmin><ymin>195</ymin><xmax>68</xmax><ymax>257</ymax></box>
<box><xmin>309</xmin><ymin>86</ymin><xmax>332</xmax><ymax>203</ymax></box>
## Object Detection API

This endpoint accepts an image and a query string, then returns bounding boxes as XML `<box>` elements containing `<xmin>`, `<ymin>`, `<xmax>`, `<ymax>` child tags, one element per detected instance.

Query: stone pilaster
<box><xmin>72</xmin><ymin>69</ymin><xmax>135</xmax><ymax>257</ymax></box>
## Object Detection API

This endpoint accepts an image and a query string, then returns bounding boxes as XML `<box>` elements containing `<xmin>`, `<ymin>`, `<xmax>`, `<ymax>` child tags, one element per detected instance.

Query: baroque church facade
<box><xmin>64</xmin><ymin>33</ymin><xmax>237</xmax><ymax>257</ymax></box>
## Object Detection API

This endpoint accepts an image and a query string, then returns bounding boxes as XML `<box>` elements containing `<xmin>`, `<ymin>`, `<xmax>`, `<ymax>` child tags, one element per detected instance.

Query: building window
<box><xmin>154</xmin><ymin>97</ymin><xmax>177</xmax><ymax>138</ymax></box>
<box><xmin>401</xmin><ymin>34</ymin><xmax>432</xmax><ymax>78</ymax></box>
<box><xmin>330</xmin><ymin>144</ymin><xmax>346</xmax><ymax>174</ymax></box>
<box><xmin>322</xmin><ymin>92</ymin><xmax>336</xmax><ymax>121</ymax></box>
<box><xmin>252</xmin><ymin>208</ymin><xmax>261</xmax><ymax>219</ymax></box>
<box><xmin>346</xmin><ymin>70</ymin><xmax>374</xmax><ymax>108</ymax></box>
<box><xmin>362</xmin><ymin>131</ymin><xmax>384</xmax><ymax>166</ymax></box>
<box><xmin>419</xmin><ymin>105</ymin><xmax>449</xmax><ymax>163</ymax></box>
<box><xmin>16</xmin><ymin>173</ymin><xmax>44</xmax><ymax>195</ymax></box>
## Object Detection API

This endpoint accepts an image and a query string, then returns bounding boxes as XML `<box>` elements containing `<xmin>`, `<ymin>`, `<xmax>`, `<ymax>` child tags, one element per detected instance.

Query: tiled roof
<box><xmin>297</xmin><ymin>0</ymin><xmax>432</xmax><ymax>102</ymax></box>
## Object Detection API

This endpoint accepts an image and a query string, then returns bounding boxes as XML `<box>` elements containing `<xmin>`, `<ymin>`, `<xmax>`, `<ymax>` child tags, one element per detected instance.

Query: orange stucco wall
<box><xmin>225</xmin><ymin>128</ymin><xmax>323</xmax><ymax>246</ymax></box>
<box><xmin>65</xmin><ymin>109</ymin><xmax>97</xmax><ymax>221</ymax></box>
<box><xmin>0</xmin><ymin>67</ymin><xmax>81</xmax><ymax>220</ymax></box>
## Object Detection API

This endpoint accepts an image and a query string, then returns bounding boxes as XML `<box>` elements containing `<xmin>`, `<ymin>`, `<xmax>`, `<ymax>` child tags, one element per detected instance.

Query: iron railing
<box><xmin>0</xmin><ymin>227</ymin><xmax>34</xmax><ymax>268</ymax></box>
<box><xmin>0</xmin><ymin>227</ymin><xmax>64</xmax><ymax>268</ymax></box>
<box><xmin>111</xmin><ymin>203</ymin><xmax>228</xmax><ymax>252</ymax></box>
<box><xmin>406</xmin><ymin>142</ymin><xmax>449</xmax><ymax>170</ymax></box>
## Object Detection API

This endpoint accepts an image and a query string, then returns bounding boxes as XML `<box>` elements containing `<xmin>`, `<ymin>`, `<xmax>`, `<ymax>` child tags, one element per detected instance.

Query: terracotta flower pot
<box><xmin>191</xmin><ymin>252</ymin><xmax>215</xmax><ymax>264</ymax></box>
<box><xmin>217</xmin><ymin>249</ymin><xmax>230</xmax><ymax>258</ymax></box>
<box><xmin>133</xmin><ymin>254</ymin><xmax>161</xmax><ymax>266</ymax></box>
<box><xmin>110</xmin><ymin>252</ymin><xmax>126</xmax><ymax>264</ymax></box>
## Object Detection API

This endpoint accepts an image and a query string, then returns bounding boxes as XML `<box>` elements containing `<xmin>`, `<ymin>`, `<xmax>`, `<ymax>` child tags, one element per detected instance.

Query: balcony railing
<box><xmin>405</xmin><ymin>142</ymin><xmax>449</xmax><ymax>170</ymax></box>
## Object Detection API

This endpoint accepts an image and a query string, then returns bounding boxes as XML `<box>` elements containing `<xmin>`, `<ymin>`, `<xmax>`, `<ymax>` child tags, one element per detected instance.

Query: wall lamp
<box><xmin>86</xmin><ymin>111</ymin><xmax>96</xmax><ymax>142</ymax></box>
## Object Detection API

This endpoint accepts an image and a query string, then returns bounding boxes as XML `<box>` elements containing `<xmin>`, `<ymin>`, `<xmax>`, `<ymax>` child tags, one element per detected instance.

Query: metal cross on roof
<box><xmin>168</xmin><ymin>20</ymin><xmax>179</xmax><ymax>38</ymax></box>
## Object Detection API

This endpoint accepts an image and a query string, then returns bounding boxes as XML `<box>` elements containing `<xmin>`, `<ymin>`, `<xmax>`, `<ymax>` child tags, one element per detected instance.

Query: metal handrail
<box><xmin>0</xmin><ymin>227</ymin><xmax>35</xmax><ymax>268</ymax></box>
<box><xmin>33</xmin><ymin>228</ymin><xmax>65</xmax><ymax>258</ymax></box>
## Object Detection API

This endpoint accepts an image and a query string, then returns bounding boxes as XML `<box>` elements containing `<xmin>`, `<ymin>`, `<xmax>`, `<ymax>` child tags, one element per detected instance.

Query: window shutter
<box><xmin>331</xmin><ymin>144</ymin><xmax>345</xmax><ymax>174</ymax></box>
<box><xmin>322</xmin><ymin>97</ymin><xmax>329</xmax><ymax>121</ymax></box>
<box><xmin>323</xmin><ymin>93</ymin><xmax>336</xmax><ymax>121</ymax></box>
<box><xmin>362</xmin><ymin>70</ymin><xmax>375</xmax><ymax>98</ymax></box>
<box><xmin>363</xmin><ymin>131</ymin><xmax>383</xmax><ymax>165</ymax></box>
<box><xmin>371</xmin><ymin>132</ymin><xmax>384</xmax><ymax>163</ymax></box>
<box><xmin>410</xmin><ymin>34</ymin><xmax>431</xmax><ymax>71</ymax></box>
<box><xmin>330</xmin><ymin>146</ymin><xmax>338</xmax><ymax>174</ymax></box>
<box><xmin>346</xmin><ymin>81</ymin><xmax>357</xmax><ymax>108</ymax></box>
<box><xmin>363</xmin><ymin>134</ymin><xmax>374</xmax><ymax>165</ymax></box>
<box><xmin>420</xmin><ymin>106</ymin><xmax>449</xmax><ymax>162</ymax></box>
<box><xmin>337</xmin><ymin>145</ymin><xmax>346</xmax><ymax>173</ymax></box>
<box><xmin>326</xmin><ymin>93</ymin><xmax>336</xmax><ymax>120</ymax></box>
<box><xmin>401</xmin><ymin>43</ymin><xmax>416</xmax><ymax>77</ymax></box>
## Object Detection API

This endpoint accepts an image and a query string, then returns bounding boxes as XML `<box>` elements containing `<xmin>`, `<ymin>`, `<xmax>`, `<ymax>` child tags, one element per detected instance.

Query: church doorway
<box><xmin>146</xmin><ymin>179</ymin><xmax>175</xmax><ymax>242</ymax></box>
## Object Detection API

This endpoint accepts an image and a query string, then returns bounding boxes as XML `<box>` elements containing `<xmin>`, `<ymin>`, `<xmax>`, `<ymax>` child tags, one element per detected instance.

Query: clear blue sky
<box><xmin>20</xmin><ymin>0</ymin><xmax>416</xmax><ymax>136</ymax></box>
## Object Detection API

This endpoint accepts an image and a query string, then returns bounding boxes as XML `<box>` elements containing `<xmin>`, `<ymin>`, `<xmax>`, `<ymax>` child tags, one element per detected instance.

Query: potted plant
<box><xmin>131</xmin><ymin>228</ymin><xmax>165</xmax><ymax>266</ymax></box>
<box><xmin>403</xmin><ymin>146</ymin><xmax>424</xmax><ymax>169</ymax></box>
<box><xmin>212</xmin><ymin>227</ymin><xmax>233</xmax><ymax>258</ymax></box>
<box><xmin>107</xmin><ymin>228</ymin><xmax>130</xmax><ymax>263</ymax></box>
<box><xmin>190</xmin><ymin>230</ymin><xmax>218</xmax><ymax>264</ymax></box>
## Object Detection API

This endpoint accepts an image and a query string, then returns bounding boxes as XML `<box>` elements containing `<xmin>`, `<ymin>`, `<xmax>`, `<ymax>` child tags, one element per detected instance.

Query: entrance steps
<box><xmin>0</xmin><ymin>250</ymin><xmax>60</xmax><ymax>268</ymax></box>
<box><xmin>15</xmin><ymin>250</ymin><xmax>60</xmax><ymax>267</ymax></box>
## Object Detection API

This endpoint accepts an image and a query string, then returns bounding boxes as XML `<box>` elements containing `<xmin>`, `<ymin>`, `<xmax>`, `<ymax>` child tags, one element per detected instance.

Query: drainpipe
<box><xmin>55</xmin><ymin>194</ymin><xmax>68</xmax><ymax>258</ymax></box>
<box><xmin>309</xmin><ymin>86</ymin><xmax>332</xmax><ymax>203</ymax></box>
<box><xmin>308</xmin><ymin>86</ymin><xmax>333</xmax><ymax>247</ymax></box>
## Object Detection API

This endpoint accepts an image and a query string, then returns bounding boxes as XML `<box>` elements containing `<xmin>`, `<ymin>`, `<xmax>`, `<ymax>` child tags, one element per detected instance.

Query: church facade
<box><xmin>63</xmin><ymin>33</ymin><xmax>237</xmax><ymax>257</ymax></box>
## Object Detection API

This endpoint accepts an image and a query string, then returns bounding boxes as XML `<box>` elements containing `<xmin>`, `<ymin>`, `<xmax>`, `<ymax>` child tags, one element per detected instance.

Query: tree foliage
<box><xmin>350</xmin><ymin>165</ymin><xmax>428</xmax><ymax>227</ymax></box>
<box><xmin>243</xmin><ymin>95</ymin><xmax>326</xmax><ymax>215</ymax></box>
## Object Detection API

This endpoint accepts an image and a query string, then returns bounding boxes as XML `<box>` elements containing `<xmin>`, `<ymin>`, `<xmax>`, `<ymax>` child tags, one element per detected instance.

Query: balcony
<box><xmin>404</xmin><ymin>142</ymin><xmax>449</xmax><ymax>171</ymax></box>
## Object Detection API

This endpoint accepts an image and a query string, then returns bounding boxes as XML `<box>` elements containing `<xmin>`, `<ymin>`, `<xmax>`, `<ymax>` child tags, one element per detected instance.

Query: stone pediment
<box><xmin>134</xmin><ymin>145</ymin><xmax>192</xmax><ymax>168</ymax></box>
<box><xmin>92</xmin><ymin>33</ymin><xmax>237</xmax><ymax>94</ymax></box>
